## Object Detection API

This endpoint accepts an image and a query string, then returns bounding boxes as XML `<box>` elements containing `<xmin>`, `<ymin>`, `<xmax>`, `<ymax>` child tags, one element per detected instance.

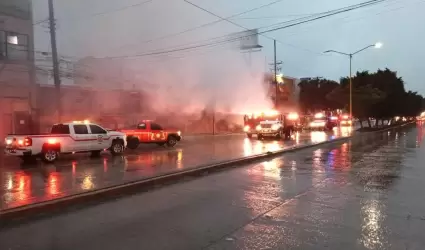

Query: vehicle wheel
<box><xmin>90</xmin><ymin>150</ymin><xmax>102</xmax><ymax>157</ymax></box>
<box><xmin>167</xmin><ymin>136</ymin><xmax>178</xmax><ymax>147</ymax></box>
<box><xmin>277</xmin><ymin>130</ymin><xmax>284</xmax><ymax>139</ymax></box>
<box><xmin>126</xmin><ymin>136</ymin><xmax>139</xmax><ymax>150</ymax></box>
<box><xmin>285</xmin><ymin>130</ymin><xmax>291</xmax><ymax>140</ymax></box>
<box><xmin>41</xmin><ymin>149</ymin><xmax>58</xmax><ymax>163</ymax></box>
<box><xmin>110</xmin><ymin>140</ymin><xmax>124</xmax><ymax>155</ymax></box>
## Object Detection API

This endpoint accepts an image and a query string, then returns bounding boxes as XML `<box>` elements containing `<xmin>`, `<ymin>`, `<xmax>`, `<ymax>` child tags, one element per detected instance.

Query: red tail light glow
<box><xmin>24</xmin><ymin>137</ymin><xmax>32</xmax><ymax>147</ymax></box>
<box><xmin>48</xmin><ymin>138</ymin><xmax>57</xmax><ymax>144</ymax></box>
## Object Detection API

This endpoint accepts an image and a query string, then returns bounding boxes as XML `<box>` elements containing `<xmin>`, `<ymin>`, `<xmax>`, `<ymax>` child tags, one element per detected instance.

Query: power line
<box><xmin>183</xmin><ymin>0</ymin><xmax>324</xmax><ymax>56</ymax></box>
<box><xmin>33</xmin><ymin>18</ymin><xmax>48</xmax><ymax>26</ymax></box>
<box><xmin>85</xmin><ymin>0</ymin><xmax>154</xmax><ymax>18</ymax></box>
<box><xmin>2</xmin><ymin>44</ymin><xmax>79</xmax><ymax>60</ymax></box>
<box><xmin>231</xmin><ymin>14</ymin><xmax>321</xmax><ymax>20</ymax></box>
<box><xmin>281</xmin><ymin>0</ymin><xmax>421</xmax><ymax>39</ymax></box>
<box><xmin>109</xmin><ymin>11</ymin><xmax>334</xmax><ymax>59</ymax></box>
<box><xmin>256</xmin><ymin>0</ymin><xmax>387</xmax><ymax>35</ymax></box>
<box><xmin>104</xmin><ymin>0</ymin><xmax>389</xmax><ymax>59</ymax></box>
<box><xmin>51</xmin><ymin>0</ymin><xmax>154</xmax><ymax>24</ymax></box>
<box><xmin>120</xmin><ymin>0</ymin><xmax>386</xmax><ymax>59</ymax></box>
<box><xmin>68</xmin><ymin>0</ymin><xmax>390</xmax><ymax>72</ymax></box>
<box><xmin>114</xmin><ymin>0</ymin><xmax>290</xmax><ymax>51</ymax></box>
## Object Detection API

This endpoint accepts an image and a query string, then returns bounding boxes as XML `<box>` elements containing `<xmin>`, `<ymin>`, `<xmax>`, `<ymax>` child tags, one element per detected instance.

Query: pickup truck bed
<box><xmin>4</xmin><ymin>122</ymin><xmax>127</xmax><ymax>163</ymax></box>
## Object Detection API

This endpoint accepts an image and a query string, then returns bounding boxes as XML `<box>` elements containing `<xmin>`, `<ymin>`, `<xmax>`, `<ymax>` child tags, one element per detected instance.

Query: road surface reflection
<box><xmin>0</xmin><ymin>130</ymin><xmax>352</xmax><ymax>210</ymax></box>
<box><xmin>3</xmin><ymin>125</ymin><xmax>425</xmax><ymax>250</ymax></box>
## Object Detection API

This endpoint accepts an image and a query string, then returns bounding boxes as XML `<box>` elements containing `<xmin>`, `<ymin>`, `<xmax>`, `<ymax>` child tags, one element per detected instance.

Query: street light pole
<box><xmin>324</xmin><ymin>42</ymin><xmax>382</xmax><ymax>120</ymax></box>
<box><xmin>274</xmin><ymin>39</ymin><xmax>278</xmax><ymax>108</ymax></box>
<box><xmin>349</xmin><ymin>54</ymin><xmax>352</xmax><ymax>119</ymax></box>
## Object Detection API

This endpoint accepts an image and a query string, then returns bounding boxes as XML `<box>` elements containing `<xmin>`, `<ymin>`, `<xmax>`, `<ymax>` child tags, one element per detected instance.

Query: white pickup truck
<box><xmin>4</xmin><ymin>121</ymin><xmax>127</xmax><ymax>163</ymax></box>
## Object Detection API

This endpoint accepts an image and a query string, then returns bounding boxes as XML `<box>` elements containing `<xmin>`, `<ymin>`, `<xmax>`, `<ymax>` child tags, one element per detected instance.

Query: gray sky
<box><xmin>32</xmin><ymin>0</ymin><xmax>425</xmax><ymax>94</ymax></box>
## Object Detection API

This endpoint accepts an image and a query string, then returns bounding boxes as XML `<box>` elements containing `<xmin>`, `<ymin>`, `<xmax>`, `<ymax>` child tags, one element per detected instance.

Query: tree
<box><xmin>327</xmin><ymin>85</ymin><xmax>386</xmax><ymax>128</ymax></box>
<box><xmin>298</xmin><ymin>78</ymin><xmax>341</xmax><ymax>113</ymax></box>
<box><xmin>401</xmin><ymin>91</ymin><xmax>423</xmax><ymax>117</ymax></box>
<box><xmin>339</xmin><ymin>68</ymin><xmax>422</xmax><ymax>126</ymax></box>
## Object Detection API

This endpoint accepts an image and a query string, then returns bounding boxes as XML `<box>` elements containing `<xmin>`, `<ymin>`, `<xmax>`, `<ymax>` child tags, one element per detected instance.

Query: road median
<box><xmin>0</xmin><ymin>123</ymin><xmax>414</xmax><ymax>223</ymax></box>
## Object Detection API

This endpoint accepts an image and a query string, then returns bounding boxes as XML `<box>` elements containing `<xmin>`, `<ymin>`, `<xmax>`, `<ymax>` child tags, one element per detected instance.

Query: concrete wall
<box><xmin>35</xmin><ymin>85</ymin><xmax>148</xmax><ymax>132</ymax></box>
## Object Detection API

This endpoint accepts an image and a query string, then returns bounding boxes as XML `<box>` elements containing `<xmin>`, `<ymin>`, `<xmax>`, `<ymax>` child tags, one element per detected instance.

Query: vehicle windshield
<box><xmin>245</xmin><ymin>114</ymin><xmax>280</xmax><ymax>122</ymax></box>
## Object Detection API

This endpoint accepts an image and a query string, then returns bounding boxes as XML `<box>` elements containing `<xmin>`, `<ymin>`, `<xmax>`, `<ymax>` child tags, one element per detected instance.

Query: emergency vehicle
<box><xmin>339</xmin><ymin>114</ymin><xmax>352</xmax><ymax>126</ymax></box>
<box><xmin>307</xmin><ymin>112</ymin><xmax>337</xmax><ymax>131</ymax></box>
<box><xmin>4</xmin><ymin>121</ymin><xmax>126</xmax><ymax>163</ymax></box>
<box><xmin>120</xmin><ymin>120</ymin><xmax>182</xmax><ymax>149</ymax></box>
<box><xmin>243</xmin><ymin>110</ymin><xmax>300</xmax><ymax>139</ymax></box>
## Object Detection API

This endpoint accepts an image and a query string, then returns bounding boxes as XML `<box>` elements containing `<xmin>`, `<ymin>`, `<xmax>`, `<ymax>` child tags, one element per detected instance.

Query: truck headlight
<box><xmin>288</xmin><ymin>113</ymin><xmax>299</xmax><ymax>120</ymax></box>
<box><xmin>243</xmin><ymin>125</ymin><xmax>250</xmax><ymax>132</ymax></box>
<box><xmin>256</xmin><ymin>125</ymin><xmax>261</xmax><ymax>131</ymax></box>
<box><xmin>271</xmin><ymin>124</ymin><xmax>281</xmax><ymax>130</ymax></box>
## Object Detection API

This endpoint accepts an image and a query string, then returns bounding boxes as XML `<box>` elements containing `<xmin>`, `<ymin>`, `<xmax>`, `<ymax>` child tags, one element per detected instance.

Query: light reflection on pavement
<box><xmin>0</xmin><ymin>129</ymin><xmax>353</xmax><ymax>210</ymax></box>
<box><xmin>0</xmin><ymin>124</ymin><xmax>423</xmax><ymax>250</ymax></box>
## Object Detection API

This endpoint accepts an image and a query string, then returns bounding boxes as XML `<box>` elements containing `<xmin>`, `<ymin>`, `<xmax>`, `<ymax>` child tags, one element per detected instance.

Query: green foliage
<box><xmin>327</xmin><ymin>68</ymin><xmax>423</xmax><ymax>126</ymax></box>
<box><xmin>327</xmin><ymin>85</ymin><xmax>386</xmax><ymax>119</ymax></box>
<box><xmin>298</xmin><ymin>78</ymin><xmax>341</xmax><ymax>112</ymax></box>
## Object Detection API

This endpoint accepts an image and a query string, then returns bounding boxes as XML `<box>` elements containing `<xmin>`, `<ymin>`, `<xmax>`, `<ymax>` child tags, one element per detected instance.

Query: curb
<box><xmin>0</xmin><ymin>123</ymin><xmax>414</xmax><ymax>223</ymax></box>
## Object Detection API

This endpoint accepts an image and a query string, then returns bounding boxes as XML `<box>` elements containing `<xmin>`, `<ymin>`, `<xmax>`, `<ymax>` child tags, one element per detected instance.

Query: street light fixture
<box><xmin>374</xmin><ymin>42</ymin><xmax>383</xmax><ymax>49</ymax></box>
<box><xmin>324</xmin><ymin>42</ymin><xmax>382</xmax><ymax>120</ymax></box>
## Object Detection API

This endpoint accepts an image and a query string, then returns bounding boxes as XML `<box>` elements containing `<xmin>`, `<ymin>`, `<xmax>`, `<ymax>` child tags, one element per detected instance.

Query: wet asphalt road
<box><xmin>0</xmin><ymin>123</ymin><xmax>424</xmax><ymax>250</ymax></box>
<box><xmin>0</xmin><ymin>128</ymin><xmax>353</xmax><ymax>211</ymax></box>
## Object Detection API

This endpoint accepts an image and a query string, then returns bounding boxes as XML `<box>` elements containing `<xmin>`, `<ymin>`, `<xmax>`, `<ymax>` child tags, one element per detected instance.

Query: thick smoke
<box><xmin>131</xmin><ymin>48</ymin><xmax>273</xmax><ymax>115</ymax></box>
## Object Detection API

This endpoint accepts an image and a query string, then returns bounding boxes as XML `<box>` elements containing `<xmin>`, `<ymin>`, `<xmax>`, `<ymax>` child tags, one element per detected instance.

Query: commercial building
<box><xmin>264</xmin><ymin>73</ymin><xmax>300</xmax><ymax>111</ymax></box>
<box><xmin>0</xmin><ymin>0</ymin><xmax>36</xmax><ymax>139</ymax></box>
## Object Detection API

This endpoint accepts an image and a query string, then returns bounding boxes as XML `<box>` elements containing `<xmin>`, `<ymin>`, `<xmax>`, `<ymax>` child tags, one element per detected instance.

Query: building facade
<box><xmin>0</xmin><ymin>0</ymin><xmax>35</xmax><ymax>139</ymax></box>
<box><xmin>264</xmin><ymin>73</ymin><xmax>301</xmax><ymax>111</ymax></box>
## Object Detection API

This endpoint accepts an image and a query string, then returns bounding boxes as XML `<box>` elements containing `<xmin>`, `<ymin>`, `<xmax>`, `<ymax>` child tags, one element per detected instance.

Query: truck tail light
<box><xmin>24</xmin><ymin>137</ymin><xmax>32</xmax><ymax>147</ymax></box>
<box><xmin>48</xmin><ymin>138</ymin><xmax>57</xmax><ymax>144</ymax></box>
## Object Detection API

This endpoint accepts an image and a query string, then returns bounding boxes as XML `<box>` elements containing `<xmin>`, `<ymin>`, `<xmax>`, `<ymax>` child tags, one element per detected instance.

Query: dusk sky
<box><xmin>32</xmin><ymin>0</ymin><xmax>425</xmax><ymax>95</ymax></box>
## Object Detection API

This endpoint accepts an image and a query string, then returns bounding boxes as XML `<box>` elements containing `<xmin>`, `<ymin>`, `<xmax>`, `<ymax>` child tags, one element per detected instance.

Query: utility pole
<box><xmin>274</xmin><ymin>40</ymin><xmax>277</xmax><ymax>108</ymax></box>
<box><xmin>48</xmin><ymin>0</ymin><xmax>62</xmax><ymax>122</ymax></box>
<box><xmin>269</xmin><ymin>40</ymin><xmax>283</xmax><ymax>109</ymax></box>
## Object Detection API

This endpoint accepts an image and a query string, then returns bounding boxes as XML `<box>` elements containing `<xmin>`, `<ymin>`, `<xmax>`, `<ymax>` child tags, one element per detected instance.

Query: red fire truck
<box><xmin>120</xmin><ymin>120</ymin><xmax>182</xmax><ymax>149</ymax></box>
